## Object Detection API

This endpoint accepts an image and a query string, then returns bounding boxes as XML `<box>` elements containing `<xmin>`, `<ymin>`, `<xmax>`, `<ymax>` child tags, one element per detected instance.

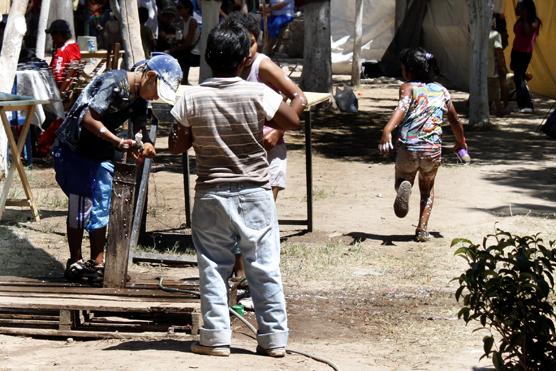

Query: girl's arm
<box><xmin>379</xmin><ymin>83</ymin><xmax>411</xmax><ymax>153</ymax></box>
<box><xmin>259</xmin><ymin>58</ymin><xmax>306</xmax><ymax>116</ymax></box>
<box><xmin>259</xmin><ymin>57</ymin><xmax>306</xmax><ymax>148</ymax></box>
<box><xmin>446</xmin><ymin>101</ymin><xmax>467</xmax><ymax>151</ymax></box>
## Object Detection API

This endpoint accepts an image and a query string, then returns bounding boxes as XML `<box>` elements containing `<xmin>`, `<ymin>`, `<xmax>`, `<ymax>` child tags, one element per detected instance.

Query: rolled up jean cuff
<box><xmin>200</xmin><ymin>328</ymin><xmax>232</xmax><ymax>347</ymax></box>
<box><xmin>257</xmin><ymin>330</ymin><xmax>288</xmax><ymax>349</ymax></box>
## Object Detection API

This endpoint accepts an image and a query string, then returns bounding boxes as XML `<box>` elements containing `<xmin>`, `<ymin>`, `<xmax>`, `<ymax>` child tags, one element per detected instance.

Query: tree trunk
<box><xmin>199</xmin><ymin>0</ymin><xmax>222</xmax><ymax>83</ymax></box>
<box><xmin>0</xmin><ymin>0</ymin><xmax>30</xmax><ymax>179</ymax></box>
<box><xmin>395</xmin><ymin>0</ymin><xmax>409</xmax><ymax>31</ymax></box>
<box><xmin>110</xmin><ymin>0</ymin><xmax>145</xmax><ymax>69</ymax></box>
<box><xmin>467</xmin><ymin>0</ymin><xmax>493</xmax><ymax>126</ymax></box>
<box><xmin>35</xmin><ymin>0</ymin><xmax>51</xmax><ymax>60</ymax></box>
<box><xmin>351</xmin><ymin>0</ymin><xmax>363</xmax><ymax>87</ymax></box>
<box><xmin>301</xmin><ymin>0</ymin><xmax>332</xmax><ymax>93</ymax></box>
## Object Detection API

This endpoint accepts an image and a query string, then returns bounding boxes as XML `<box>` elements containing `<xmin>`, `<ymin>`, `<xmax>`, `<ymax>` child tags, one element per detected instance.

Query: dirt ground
<box><xmin>0</xmin><ymin>70</ymin><xmax>555</xmax><ymax>371</ymax></box>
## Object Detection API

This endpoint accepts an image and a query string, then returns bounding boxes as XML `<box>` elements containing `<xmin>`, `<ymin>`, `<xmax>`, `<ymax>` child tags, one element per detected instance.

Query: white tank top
<box><xmin>246</xmin><ymin>53</ymin><xmax>270</xmax><ymax>83</ymax></box>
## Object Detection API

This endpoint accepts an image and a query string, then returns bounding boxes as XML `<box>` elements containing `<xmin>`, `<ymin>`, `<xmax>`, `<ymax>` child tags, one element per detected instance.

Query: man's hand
<box><xmin>141</xmin><ymin>142</ymin><xmax>156</xmax><ymax>158</ymax></box>
<box><xmin>263</xmin><ymin>128</ymin><xmax>284</xmax><ymax>151</ymax></box>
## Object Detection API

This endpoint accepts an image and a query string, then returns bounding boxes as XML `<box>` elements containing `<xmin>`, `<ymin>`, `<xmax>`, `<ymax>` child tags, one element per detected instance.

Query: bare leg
<box><xmin>272</xmin><ymin>186</ymin><xmax>280</xmax><ymax>201</ymax></box>
<box><xmin>233</xmin><ymin>254</ymin><xmax>245</xmax><ymax>278</ymax></box>
<box><xmin>416</xmin><ymin>165</ymin><xmax>439</xmax><ymax>234</ymax></box>
<box><xmin>67</xmin><ymin>225</ymin><xmax>84</xmax><ymax>263</ymax></box>
<box><xmin>89</xmin><ymin>227</ymin><xmax>106</xmax><ymax>265</ymax></box>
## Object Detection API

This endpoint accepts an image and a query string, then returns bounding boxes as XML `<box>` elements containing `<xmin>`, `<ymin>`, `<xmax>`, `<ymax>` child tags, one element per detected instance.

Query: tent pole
<box><xmin>351</xmin><ymin>0</ymin><xmax>363</xmax><ymax>87</ymax></box>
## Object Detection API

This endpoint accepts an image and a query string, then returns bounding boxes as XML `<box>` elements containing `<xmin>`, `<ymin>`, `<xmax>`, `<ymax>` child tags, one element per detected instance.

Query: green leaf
<box><xmin>455</xmin><ymin>286</ymin><xmax>465</xmax><ymax>302</ymax></box>
<box><xmin>492</xmin><ymin>351</ymin><xmax>503</xmax><ymax>370</ymax></box>
<box><xmin>483</xmin><ymin>335</ymin><xmax>494</xmax><ymax>355</ymax></box>
<box><xmin>451</xmin><ymin>238</ymin><xmax>473</xmax><ymax>247</ymax></box>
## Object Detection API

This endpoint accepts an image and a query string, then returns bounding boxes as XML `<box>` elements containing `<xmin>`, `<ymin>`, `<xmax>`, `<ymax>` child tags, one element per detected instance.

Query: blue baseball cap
<box><xmin>145</xmin><ymin>53</ymin><xmax>183</xmax><ymax>104</ymax></box>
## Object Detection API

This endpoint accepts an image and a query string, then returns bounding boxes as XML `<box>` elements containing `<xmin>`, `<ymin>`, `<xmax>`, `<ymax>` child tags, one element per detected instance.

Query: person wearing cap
<box><xmin>46</xmin><ymin>19</ymin><xmax>81</xmax><ymax>86</ymax></box>
<box><xmin>53</xmin><ymin>54</ymin><xmax>182</xmax><ymax>285</ymax></box>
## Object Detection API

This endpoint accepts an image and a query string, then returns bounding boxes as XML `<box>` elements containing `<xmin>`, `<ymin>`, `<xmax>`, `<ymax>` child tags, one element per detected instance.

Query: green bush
<box><xmin>452</xmin><ymin>229</ymin><xmax>556</xmax><ymax>370</ymax></box>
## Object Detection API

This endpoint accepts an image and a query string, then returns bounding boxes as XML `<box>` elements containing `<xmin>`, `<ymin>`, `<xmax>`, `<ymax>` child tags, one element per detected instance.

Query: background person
<box><xmin>510</xmin><ymin>0</ymin><xmax>541</xmax><ymax>113</ymax></box>
<box><xmin>46</xmin><ymin>19</ymin><xmax>81</xmax><ymax>87</ymax></box>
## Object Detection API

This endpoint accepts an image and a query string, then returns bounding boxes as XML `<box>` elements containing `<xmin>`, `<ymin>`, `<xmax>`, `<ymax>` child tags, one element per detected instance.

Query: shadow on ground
<box><xmin>103</xmin><ymin>339</ymin><xmax>253</xmax><ymax>355</ymax></box>
<box><xmin>0</xmin><ymin>225</ymin><xmax>64</xmax><ymax>278</ymax></box>
<box><xmin>346</xmin><ymin>231</ymin><xmax>444</xmax><ymax>246</ymax></box>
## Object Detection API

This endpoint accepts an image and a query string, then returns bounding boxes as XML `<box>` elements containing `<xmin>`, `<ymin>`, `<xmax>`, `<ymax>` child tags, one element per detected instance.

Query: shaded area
<box><xmin>471</xmin><ymin>203</ymin><xmax>556</xmax><ymax>218</ymax></box>
<box><xmin>0</xmin><ymin>226</ymin><xmax>64</xmax><ymax>278</ymax></box>
<box><xmin>482</xmin><ymin>166</ymin><xmax>556</xmax><ymax>205</ymax></box>
<box><xmin>103</xmin><ymin>339</ymin><xmax>254</xmax><ymax>355</ymax></box>
<box><xmin>346</xmin><ymin>231</ymin><xmax>443</xmax><ymax>246</ymax></box>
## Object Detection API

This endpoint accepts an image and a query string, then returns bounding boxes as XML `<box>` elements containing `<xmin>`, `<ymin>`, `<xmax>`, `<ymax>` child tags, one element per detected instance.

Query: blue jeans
<box><xmin>192</xmin><ymin>184</ymin><xmax>288</xmax><ymax>349</ymax></box>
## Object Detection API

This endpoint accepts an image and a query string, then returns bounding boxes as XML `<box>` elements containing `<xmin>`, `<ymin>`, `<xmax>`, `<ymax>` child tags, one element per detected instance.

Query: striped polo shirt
<box><xmin>171</xmin><ymin>77</ymin><xmax>283</xmax><ymax>189</ymax></box>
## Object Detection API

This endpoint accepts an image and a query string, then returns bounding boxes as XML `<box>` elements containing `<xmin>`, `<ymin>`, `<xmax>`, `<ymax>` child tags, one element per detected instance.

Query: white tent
<box><xmin>331</xmin><ymin>0</ymin><xmax>474</xmax><ymax>90</ymax></box>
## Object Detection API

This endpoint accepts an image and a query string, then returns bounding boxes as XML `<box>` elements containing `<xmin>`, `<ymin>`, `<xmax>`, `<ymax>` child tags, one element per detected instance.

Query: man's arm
<box><xmin>168</xmin><ymin>121</ymin><xmax>193</xmax><ymax>154</ymax></box>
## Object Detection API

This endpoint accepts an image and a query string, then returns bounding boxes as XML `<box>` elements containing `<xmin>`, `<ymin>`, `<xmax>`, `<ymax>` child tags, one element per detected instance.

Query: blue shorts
<box><xmin>267</xmin><ymin>14</ymin><xmax>294</xmax><ymax>39</ymax></box>
<box><xmin>53</xmin><ymin>143</ymin><xmax>114</xmax><ymax>231</ymax></box>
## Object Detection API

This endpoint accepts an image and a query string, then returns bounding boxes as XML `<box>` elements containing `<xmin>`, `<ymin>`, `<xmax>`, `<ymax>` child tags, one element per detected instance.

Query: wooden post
<box><xmin>109</xmin><ymin>0</ymin><xmax>145</xmax><ymax>69</ymax></box>
<box><xmin>103</xmin><ymin>163</ymin><xmax>136</xmax><ymax>288</ymax></box>
<box><xmin>467</xmin><ymin>0</ymin><xmax>493</xmax><ymax>127</ymax></box>
<box><xmin>300</xmin><ymin>0</ymin><xmax>332</xmax><ymax>93</ymax></box>
<box><xmin>199</xmin><ymin>0</ymin><xmax>222</xmax><ymax>83</ymax></box>
<box><xmin>0</xmin><ymin>0</ymin><xmax>30</xmax><ymax>179</ymax></box>
<box><xmin>35</xmin><ymin>0</ymin><xmax>51</xmax><ymax>59</ymax></box>
<box><xmin>351</xmin><ymin>0</ymin><xmax>364</xmax><ymax>87</ymax></box>
<box><xmin>262</xmin><ymin>1</ymin><xmax>269</xmax><ymax>55</ymax></box>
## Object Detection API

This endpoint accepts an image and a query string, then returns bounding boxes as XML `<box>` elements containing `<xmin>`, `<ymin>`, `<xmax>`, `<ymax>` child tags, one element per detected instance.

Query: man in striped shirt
<box><xmin>169</xmin><ymin>22</ymin><xmax>299</xmax><ymax>357</ymax></box>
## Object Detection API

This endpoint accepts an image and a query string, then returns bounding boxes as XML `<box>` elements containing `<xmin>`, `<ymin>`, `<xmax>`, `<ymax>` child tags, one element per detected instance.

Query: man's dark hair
<box><xmin>399</xmin><ymin>47</ymin><xmax>440</xmax><ymax>83</ymax></box>
<box><xmin>138</xmin><ymin>7</ymin><xmax>149</xmax><ymax>24</ymax></box>
<box><xmin>205</xmin><ymin>22</ymin><xmax>250</xmax><ymax>76</ymax></box>
<box><xmin>225</xmin><ymin>11</ymin><xmax>260</xmax><ymax>41</ymax></box>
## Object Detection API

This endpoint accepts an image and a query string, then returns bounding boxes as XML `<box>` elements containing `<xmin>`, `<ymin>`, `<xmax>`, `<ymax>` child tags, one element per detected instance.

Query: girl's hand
<box><xmin>453</xmin><ymin>139</ymin><xmax>468</xmax><ymax>152</ymax></box>
<box><xmin>379</xmin><ymin>132</ymin><xmax>394</xmax><ymax>154</ymax></box>
<box><xmin>263</xmin><ymin>128</ymin><xmax>284</xmax><ymax>151</ymax></box>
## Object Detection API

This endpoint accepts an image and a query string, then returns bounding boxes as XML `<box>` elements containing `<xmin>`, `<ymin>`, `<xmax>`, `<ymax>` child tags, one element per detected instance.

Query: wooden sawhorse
<box><xmin>0</xmin><ymin>94</ymin><xmax>49</xmax><ymax>222</ymax></box>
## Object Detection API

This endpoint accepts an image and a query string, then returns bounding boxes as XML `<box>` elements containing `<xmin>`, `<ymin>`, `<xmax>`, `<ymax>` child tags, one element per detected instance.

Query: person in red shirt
<box><xmin>46</xmin><ymin>19</ymin><xmax>82</xmax><ymax>87</ymax></box>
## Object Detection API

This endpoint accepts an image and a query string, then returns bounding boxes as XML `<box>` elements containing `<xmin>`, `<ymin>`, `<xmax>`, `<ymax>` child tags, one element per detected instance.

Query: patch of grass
<box><xmin>281</xmin><ymin>241</ymin><xmax>367</xmax><ymax>284</ymax></box>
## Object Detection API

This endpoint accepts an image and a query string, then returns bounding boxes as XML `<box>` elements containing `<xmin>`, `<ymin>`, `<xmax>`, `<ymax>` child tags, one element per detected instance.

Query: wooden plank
<box><xmin>0</xmin><ymin>296</ymin><xmax>200</xmax><ymax>313</ymax></box>
<box><xmin>0</xmin><ymin>291</ymin><xmax>198</xmax><ymax>303</ymax></box>
<box><xmin>104</xmin><ymin>163</ymin><xmax>136</xmax><ymax>288</ymax></box>
<box><xmin>0</xmin><ymin>318</ymin><xmax>58</xmax><ymax>327</ymax></box>
<box><xmin>132</xmin><ymin>252</ymin><xmax>197</xmax><ymax>267</ymax></box>
<box><xmin>0</xmin><ymin>327</ymin><xmax>195</xmax><ymax>340</ymax></box>
<box><xmin>5</xmin><ymin>199</ymin><xmax>31</xmax><ymax>207</ymax></box>
<box><xmin>0</xmin><ymin>285</ymin><xmax>196</xmax><ymax>298</ymax></box>
<box><xmin>58</xmin><ymin>309</ymin><xmax>73</xmax><ymax>331</ymax></box>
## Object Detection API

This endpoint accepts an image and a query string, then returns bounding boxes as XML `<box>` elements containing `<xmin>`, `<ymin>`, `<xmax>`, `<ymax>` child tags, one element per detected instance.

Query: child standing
<box><xmin>169</xmin><ymin>22</ymin><xmax>299</xmax><ymax>357</ymax></box>
<box><xmin>379</xmin><ymin>48</ymin><xmax>467</xmax><ymax>242</ymax></box>
<box><xmin>53</xmin><ymin>54</ymin><xmax>182</xmax><ymax>284</ymax></box>
<box><xmin>225</xmin><ymin>12</ymin><xmax>307</xmax><ymax>296</ymax></box>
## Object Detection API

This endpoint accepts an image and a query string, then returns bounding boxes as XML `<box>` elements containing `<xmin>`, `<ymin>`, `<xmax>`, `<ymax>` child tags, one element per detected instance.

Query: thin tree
<box><xmin>0</xmin><ymin>0</ymin><xmax>30</xmax><ymax>178</ymax></box>
<box><xmin>467</xmin><ymin>0</ymin><xmax>493</xmax><ymax>127</ymax></box>
<box><xmin>301</xmin><ymin>0</ymin><xmax>332</xmax><ymax>93</ymax></box>
<box><xmin>199</xmin><ymin>0</ymin><xmax>222</xmax><ymax>83</ymax></box>
<box><xmin>351</xmin><ymin>0</ymin><xmax>363</xmax><ymax>87</ymax></box>
<box><xmin>110</xmin><ymin>0</ymin><xmax>145</xmax><ymax>68</ymax></box>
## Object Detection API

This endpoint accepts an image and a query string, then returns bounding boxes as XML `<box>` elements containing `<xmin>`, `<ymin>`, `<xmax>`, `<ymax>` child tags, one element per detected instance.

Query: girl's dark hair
<box><xmin>206</xmin><ymin>22</ymin><xmax>250</xmax><ymax>75</ymax></box>
<box><xmin>177</xmin><ymin>0</ymin><xmax>193</xmax><ymax>12</ymax></box>
<box><xmin>518</xmin><ymin>0</ymin><xmax>542</xmax><ymax>26</ymax></box>
<box><xmin>225</xmin><ymin>11</ymin><xmax>260</xmax><ymax>41</ymax></box>
<box><xmin>399</xmin><ymin>47</ymin><xmax>440</xmax><ymax>83</ymax></box>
